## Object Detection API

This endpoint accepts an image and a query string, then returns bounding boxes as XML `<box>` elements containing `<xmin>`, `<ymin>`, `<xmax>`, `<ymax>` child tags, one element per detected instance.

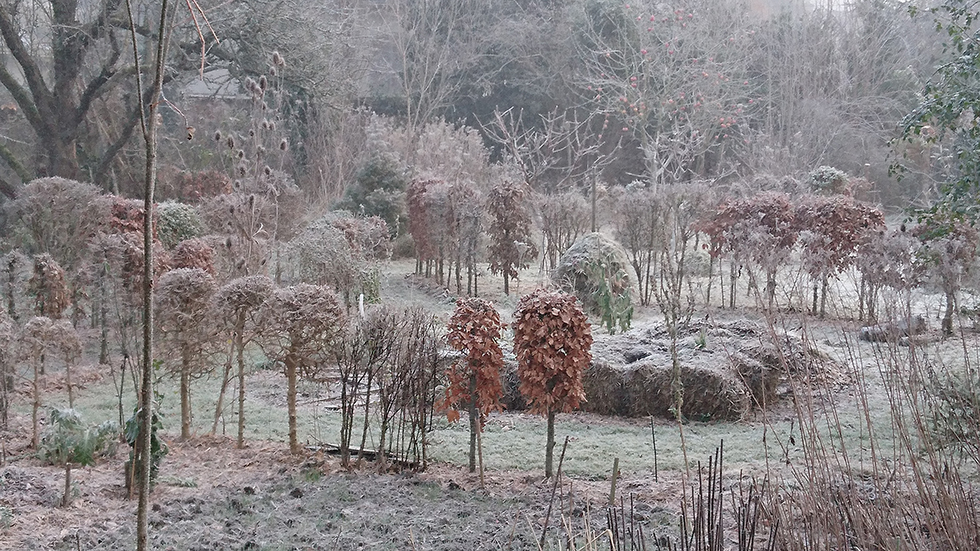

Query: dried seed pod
<box><xmin>279</xmin><ymin>138</ymin><xmax>288</xmax><ymax>152</ymax></box>
<box><xmin>237</xmin><ymin>149</ymin><xmax>245</xmax><ymax>159</ymax></box>
<box><xmin>226</xmin><ymin>135</ymin><xmax>236</xmax><ymax>149</ymax></box>
<box><xmin>259</xmin><ymin>75</ymin><xmax>268</xmax><ymax>91</ymax></box>
<box><xmin>263</xmin><ymin>165</ymin><xmax>272</xmax><ymax>176</ymax></box>
<box><xmin>214</xmin><ymin>130</ymin><xmax>222</xmax><ymax>142</ymax></box>
<box><xmin>272</xmin><ymin>51</ymin><xmax>284</xmax><ymax>66</ymax></box>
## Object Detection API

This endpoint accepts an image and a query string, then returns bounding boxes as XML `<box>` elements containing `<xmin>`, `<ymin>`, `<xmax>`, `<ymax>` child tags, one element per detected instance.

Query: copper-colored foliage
<box><xmin>171</xmin><ymin>238</ymin><xmax>216</xmax><ymax>275</ymax></box>
<box><xmin>28</xmin><ymin>254</ymin><xmax>71</xmax><ymax>319</ymax></box>
<box><xmin>512</xmin><ymin>288</ymin><xmax>592</xmax><ymax>416</ymax></box>
<box><xmin>440</xmin><ymin>298</ymin><xmax>505</xmax><ymax>424</ymax></box>
<box><xmin>795</xmin><ymin>195</ymin><xmax>885</xmax><ymax>279</ymax></box>
<box><xmin>487</xmin><ymin>181</ymin><xmax>538</xmax><ymax>280</ymax></box>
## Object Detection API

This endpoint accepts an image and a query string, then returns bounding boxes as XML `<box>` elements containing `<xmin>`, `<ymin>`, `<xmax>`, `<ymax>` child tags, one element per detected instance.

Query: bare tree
<box><xmin>376</xmin><ymin>0</ymin><xmax>488</xmax><ymax>150</ymax></box>
<box><xmin>578</xmin><ymin>0</ymin><xmax>754</xmax><ymax>186</ymax></box>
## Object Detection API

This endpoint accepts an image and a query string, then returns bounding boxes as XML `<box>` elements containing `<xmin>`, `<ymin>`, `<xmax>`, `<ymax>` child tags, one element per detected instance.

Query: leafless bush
<box><xmin>372</xmin><ymin>307</ymin><xmax>440</xmax><ymax>471</ymax></box>
<box><xmin>537</xmin><ymin>190</ymin><xmax>590</xmax><ymax>271</ymax></box>
<box><xmin>333</xmin><ymin>307</ymin><xmax>402</xmax><ymax>469</ymax></box>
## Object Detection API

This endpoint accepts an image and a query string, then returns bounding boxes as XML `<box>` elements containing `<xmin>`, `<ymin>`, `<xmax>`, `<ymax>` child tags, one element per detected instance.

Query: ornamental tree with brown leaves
<box><xmin>488</xmin><ymin>181</ymin><xmax>538</xmax><ymax>296</ymax></box>
<box><xmin>440</xmin><ymin>298</ymin><xmax>505</xmax><ymax>474</ymax></box>
<box><xmin>258</xmin><ymin>284</ymin><xmax>346</xmax><ymax>454</ymax></box>
<box><xmin>512</xmin><ymin>289</ymin><xmax>592</xmax><ymax>478</ymax></box>
<box><xmin>28</xmin><ymin>253</ymin><xmax>71</xmax><ymax>322</ymax></box>
<box><xmin>795</xmin><ymin>195</ymin><xmax>885</xmax><ymax>318</ymax></box>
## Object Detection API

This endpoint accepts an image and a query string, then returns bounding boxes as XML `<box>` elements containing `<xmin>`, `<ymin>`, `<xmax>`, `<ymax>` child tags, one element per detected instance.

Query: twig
<box><xmin>540</xmin><ymin>435</ymin><xmax>570</xmax><ymax>548</ymax></box>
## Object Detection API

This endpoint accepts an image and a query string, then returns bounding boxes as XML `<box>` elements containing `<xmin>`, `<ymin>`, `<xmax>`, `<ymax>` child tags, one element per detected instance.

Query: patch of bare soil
<box><xmin>0</xmin><ymin>425</ymin><xmax>688</xmax><ymax>551</ymax></box>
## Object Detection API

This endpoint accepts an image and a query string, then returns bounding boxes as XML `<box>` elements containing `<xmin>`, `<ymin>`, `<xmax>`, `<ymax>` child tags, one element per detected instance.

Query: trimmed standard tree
<box><xmin>258</xmin><ymin>284</ymin><xmax>345</xmax><ymax>454</ymax></box>
<box><xmin>512</xmin><ymin>288</ymin><xmax>592</xmax><ymax>478</ymax></box>
<box><xmin>440</xmin><ymin>298</ymin><xmax>505</xmax><ymax>478</ymax></box>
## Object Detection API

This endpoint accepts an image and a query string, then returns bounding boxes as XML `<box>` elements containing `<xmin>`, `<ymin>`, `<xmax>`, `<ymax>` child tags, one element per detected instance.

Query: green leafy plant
<box><xmin>157</xmin><ymin>201</ymin><xmax>206</xmax><ymax>250</ymax></box>
<box><xmin>39</xmin><ymin>408</ymin><xmax>117</xmax><ymax>506</ymax></box>
<box><xmin>124</xmin><ymin>398</ymin><xmax>169</xmax><ymax>495</ymax></box>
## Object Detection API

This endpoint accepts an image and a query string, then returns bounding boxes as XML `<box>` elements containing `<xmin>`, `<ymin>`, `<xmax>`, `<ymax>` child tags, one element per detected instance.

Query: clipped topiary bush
<box><xmin>157</xmin><ymin>201</ymin><xmax>206</xmax><ymax>250</ymax></box>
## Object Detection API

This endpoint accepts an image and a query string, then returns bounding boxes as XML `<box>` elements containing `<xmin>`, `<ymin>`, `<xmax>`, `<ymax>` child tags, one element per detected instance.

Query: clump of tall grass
<box><xmin>761</xmin><ymin>316</ymin><xmax>980</xmax><ymax>549</ymax></box>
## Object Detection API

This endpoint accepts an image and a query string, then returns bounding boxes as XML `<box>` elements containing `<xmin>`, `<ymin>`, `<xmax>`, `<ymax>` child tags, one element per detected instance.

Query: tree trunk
<box><xmin>32</xmin><ymin>360</ymin><xmax>40</xmax><ymax>448</ymax></box>
<box><xmin>211</xmin><ymin>354</ymin><xmax>233</xmax><ymax>436</ymax></box>
<box><xmin>943</xmin><ymin>290</ymin><xmax>956</xmax><ymax>336</ymax></box>
<box><xmin>728</xmin><ymin>262</ymin><xmax>737</xmax><ymax>309</ymax></box>
<box><xmin>180</xmin><ymin>353</ymin><xmax>191</xmax><ymax>440</ymax></box>
<box><xmin>65</xmin><ymin>360</ymin><xmax>74</xmax><ymax>408</ymax></box>
<box><xmin>285</xmin><ymin>353</ymin><xmax>300</xmax><ymax>454</ymax></box>
<box><xmin>545</xmin><ymin>409</ymin><xmax>556</xmax><ymax>478</ymax></box>
<box><xmin>236</xmin><ymin>323</ymin><xmax>247</xmax><ymax>449</ymax></box>
<box><xmin>819</xmin><ymin>276</ymin><xmax>828</xmax><ymax>319</ymax></box>
<box><xmin>135</xmin><ymin>0</ymin><xmax>174</xmax><ymax>548</ymax></box>
<box><xmin>503</xmin><ymin>271</ymin><xmax>510</xmax><ymax>296</ymax></box>
<box><xmin>468</xmin><ymin>373</ymin><xmax>477</xmax><ymax>473</ymax></box>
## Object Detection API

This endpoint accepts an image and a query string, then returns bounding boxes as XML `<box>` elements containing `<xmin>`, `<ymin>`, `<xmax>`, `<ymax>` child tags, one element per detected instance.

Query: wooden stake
<box><xmin>609</xmin><ymin>457</ymin><xmax>620</xmax><ymax>506</ymax></box>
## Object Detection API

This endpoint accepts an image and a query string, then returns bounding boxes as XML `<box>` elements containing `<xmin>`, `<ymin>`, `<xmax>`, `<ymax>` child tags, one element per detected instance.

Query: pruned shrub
<box><xmin>258</xmin><ymin>284</ymin><xmax>346</xmax><ymax>454</ymax></box>
<box><xmin>440</xmin><ymin>298</ymin><xmax>505</xmax><ymax>474</ymax></box>
<box><xmin>155</xmin><ymin>268</ymin><xmax>218</xmax><ymax>439</ymax></box>
<box><xmin>17</xmin><ymin>316</ymin><xmax>83</xmax><ymax>446</ymax></box>
<box><xmin>212</xmin><ymin>275</ymin><xmax>274</xmax><ymax>447</ymax></box>
<box><xmin>28</xmin><ymin>253</ymin><xmax>71</xmax><ymax>319</ymax></box>
<box><xmin>2</xmin><ymin>177</ymin><xmax>110</xmax><ymax>272</ymax></box>
<box><xmin>157</xmin><ymin>201</ymin><xmax>206</xmax><ymax>250</ymax></box>
<box><xmin>513</xmin><ymin>288</ymin><xmax>592</xmax><ymax>477</ymax></box>
<box><xmin>171</xmin><ymin>238</ymin><xmax>216</xmax><ymax>276</ymax></box>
